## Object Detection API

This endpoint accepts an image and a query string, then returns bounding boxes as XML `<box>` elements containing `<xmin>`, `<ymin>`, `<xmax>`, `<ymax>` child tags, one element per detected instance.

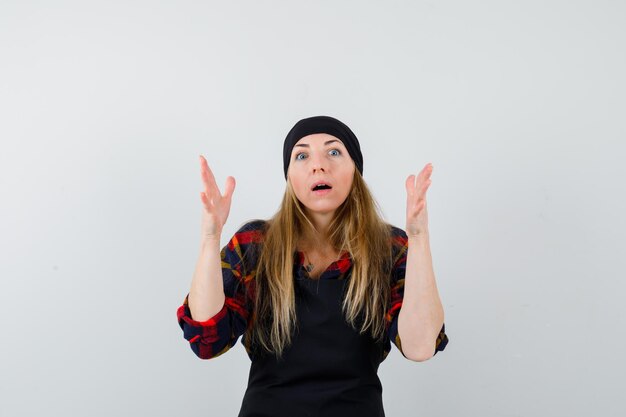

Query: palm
<box><xmin>199</xmin><ymin>155</ymin><xmax>236</xmax><ymax>238</ymax></box>
<box><xmin>404</xmin><ymin>162</ymin><xmax>432</xmax><ymax>237</ymax></box>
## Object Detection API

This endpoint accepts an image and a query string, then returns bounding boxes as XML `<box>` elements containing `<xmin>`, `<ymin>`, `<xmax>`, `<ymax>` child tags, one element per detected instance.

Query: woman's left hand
<box><xmin>405</xmin><ymin>163</ymin><xmax>433</xmax><ymax>237</ymax></box>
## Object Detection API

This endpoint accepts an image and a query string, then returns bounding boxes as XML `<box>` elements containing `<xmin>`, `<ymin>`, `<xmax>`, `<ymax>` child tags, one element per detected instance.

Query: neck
<box><xmin>299</xmin><ymin>234</ymin><xmax>330</xmax><ymax>252</ymax></box>
<box><xmin>299</xmin><ymin>224</ymin><xmax>332</xmax><ymax>252</ymax></box>
<box><xmin>299</xmin><ymin>209</ymin><xmax>338</xmax><ymax>252</ymax></box>
<box><xmin>306</xmin><ymin>209</ymin><xmax>334</xmax><ymax>234</ymax></box>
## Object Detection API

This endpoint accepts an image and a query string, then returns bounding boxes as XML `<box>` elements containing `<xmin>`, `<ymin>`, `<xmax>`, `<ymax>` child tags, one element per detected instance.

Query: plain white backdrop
<box><xmin>1</xmin><ymin>1</ymin><xmax>624</xmax><ymax>416</ymax></box>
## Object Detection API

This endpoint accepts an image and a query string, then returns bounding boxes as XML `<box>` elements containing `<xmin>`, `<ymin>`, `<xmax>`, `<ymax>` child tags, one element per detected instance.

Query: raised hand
<box><xmin>199</xmin><ymin>155</ymin><xmax>236</xmax><ymax>240</ymax></box>
<box><xmin>405</xmin><ymin>162</ymin><xmax>432</xmax><ymax>237</ymax></box>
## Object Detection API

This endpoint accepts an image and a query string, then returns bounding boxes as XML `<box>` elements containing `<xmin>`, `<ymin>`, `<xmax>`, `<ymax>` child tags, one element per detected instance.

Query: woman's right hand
<box><xmin>198</xmin><ymin>155</ymin><xmax>236</xmax><ymax>240</ymax></box>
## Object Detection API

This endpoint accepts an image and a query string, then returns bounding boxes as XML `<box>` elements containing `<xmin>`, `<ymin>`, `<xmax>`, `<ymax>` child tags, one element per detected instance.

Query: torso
<box><xmin>239</xmin><ymin>257</ymin><xmax>386</xmax><ymax>417</ymax></box>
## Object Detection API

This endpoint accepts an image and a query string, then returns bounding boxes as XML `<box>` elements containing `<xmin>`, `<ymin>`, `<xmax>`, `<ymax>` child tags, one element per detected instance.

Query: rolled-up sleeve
<box><xmin>176</xmin><ymin>222</ymin><xmax>258</xmax><ymax>360</ymax></box>
<box><xmin>386</xmin><ymin>227</ymin><xmax>449</xmax><ymax>359</ymax></box>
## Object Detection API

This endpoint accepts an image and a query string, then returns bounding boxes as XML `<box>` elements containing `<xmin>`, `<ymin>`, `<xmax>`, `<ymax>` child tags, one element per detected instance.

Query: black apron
<box><xmin>237</xmin><ymin>262</ymin><xmax>386</xmax><ymax>417</ymax></box>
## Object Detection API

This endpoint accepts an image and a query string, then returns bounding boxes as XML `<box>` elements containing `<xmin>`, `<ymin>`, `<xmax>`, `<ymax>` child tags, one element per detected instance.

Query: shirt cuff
<box><xmin>177</xmin><ymin>294</ymin><xmax>228</xmax><ymax>328</ymax></box>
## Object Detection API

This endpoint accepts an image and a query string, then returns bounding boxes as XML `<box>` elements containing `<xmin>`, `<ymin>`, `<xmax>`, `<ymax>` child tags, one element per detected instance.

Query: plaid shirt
<box><xmin>177</xmin><ymin>220</ymin><xmax>448</xmax><ymax>361</ymax></box>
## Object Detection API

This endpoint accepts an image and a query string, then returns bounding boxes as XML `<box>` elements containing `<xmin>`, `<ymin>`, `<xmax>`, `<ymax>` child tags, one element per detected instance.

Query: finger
<box><xmin>411</xmin><ymin>172</ymin><xmax>427</xmax><ymax>194</ymax></box>
<box><xmin>415</xmin><ymin>178</ymin><xmax>431</xmax><ymax>201</ymax></box>
<box><xmin>200</xmin><ymin>191</ymin><xmax>211</xmax><ymax>210</ymax></box>
<box><xmin>415</xmin><ymin>164</ymin><xmax>433</xmax><ymax>189</ymax></box>
<box><xmin>405</xmin><ymin>175</ymin><xmax>416</xmax><ymax>196</ymax></box>
<box><xmin>200</xmin><ymin>156</ymin><xmax>221</xmax><ymax>197</ymax></box>
<box><xmin>222</xmin><ymin>178</ymin><xmax>235</xmax><ymax>222</ymax></box>
<box><xmin>419</xmin><ymin>163</ymin><xmax>433</xmax><ymax>181</ymax></box>
<box><xmin>223</xmin><ymin>176</ymin><xmax>236</xmax><ymax>199</ymax></box>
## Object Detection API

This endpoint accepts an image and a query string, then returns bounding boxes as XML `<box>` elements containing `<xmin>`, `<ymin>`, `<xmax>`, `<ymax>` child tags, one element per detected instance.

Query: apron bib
<box><xmin>238</xmin><ymin>273</ymin><xmax>386</xmax><ymax>417</ymax></box>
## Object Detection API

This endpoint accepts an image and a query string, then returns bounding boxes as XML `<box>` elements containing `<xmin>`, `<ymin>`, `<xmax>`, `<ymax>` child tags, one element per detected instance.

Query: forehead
<box><xmin>294</xmin><ymin>133</ymin><xmax>344</xmax><ymax>147</ymax></box>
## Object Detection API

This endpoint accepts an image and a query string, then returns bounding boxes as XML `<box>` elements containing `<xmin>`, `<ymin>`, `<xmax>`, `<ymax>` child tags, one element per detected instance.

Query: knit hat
<box><xmin>282</xmin><ymin>115</ymin><xmax>363</xmax><ymax>180</ymax></box>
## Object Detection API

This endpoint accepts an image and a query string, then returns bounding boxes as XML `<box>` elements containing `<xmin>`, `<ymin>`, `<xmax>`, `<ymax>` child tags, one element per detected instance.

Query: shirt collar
<box><xmin>294</xmin><ymin>250</ymin><xmax>352</xmax><ymax>279</ymax></box>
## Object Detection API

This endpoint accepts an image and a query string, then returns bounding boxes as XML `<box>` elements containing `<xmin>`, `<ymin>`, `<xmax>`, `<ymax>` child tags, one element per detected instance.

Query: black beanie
<box><xmin>282</xmin><ymin>115</ymin><xmax>363</xmax><ymax>180</ymax></box>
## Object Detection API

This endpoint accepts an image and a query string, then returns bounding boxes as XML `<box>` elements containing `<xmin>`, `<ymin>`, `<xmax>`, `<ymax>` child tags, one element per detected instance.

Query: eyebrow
<box><xmin>294</xmin><ymin>139</ymin><xmax>341</xmax><ymax>148</ymax></box>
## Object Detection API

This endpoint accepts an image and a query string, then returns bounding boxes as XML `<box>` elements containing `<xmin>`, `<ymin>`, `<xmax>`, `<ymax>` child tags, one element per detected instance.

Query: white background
<box><xmin>1</xmin><ymin>1</ymin><xmax>624</xmax><ymax>416</ymax></box>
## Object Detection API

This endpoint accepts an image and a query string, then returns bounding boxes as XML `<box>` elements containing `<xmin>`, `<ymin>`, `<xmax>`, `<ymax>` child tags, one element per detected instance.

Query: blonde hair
<box><xmin>245</xmin><ymin>168</ymin><xmax>397</xmax><ymax>359</ymax></box>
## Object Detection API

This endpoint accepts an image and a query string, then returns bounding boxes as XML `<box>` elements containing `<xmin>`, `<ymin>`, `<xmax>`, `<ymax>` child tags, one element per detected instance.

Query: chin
<box><xmin>304</xmin><ymin>204</ymin><xmax>339</xmax><ymax>215</ymax></box>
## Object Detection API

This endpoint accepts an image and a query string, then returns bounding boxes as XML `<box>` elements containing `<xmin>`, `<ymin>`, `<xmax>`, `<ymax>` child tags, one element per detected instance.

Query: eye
<box><xmin>295</xmin><ymin>149</ymin><xmax>340</xmax><ymax>160</ymax></box>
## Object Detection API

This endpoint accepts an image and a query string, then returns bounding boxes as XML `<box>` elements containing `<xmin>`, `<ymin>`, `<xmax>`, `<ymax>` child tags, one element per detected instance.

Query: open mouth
<box><xmin>312</xmin><ymin>184</ymin><xmax>332</xmax><ymax>191</ymax></box>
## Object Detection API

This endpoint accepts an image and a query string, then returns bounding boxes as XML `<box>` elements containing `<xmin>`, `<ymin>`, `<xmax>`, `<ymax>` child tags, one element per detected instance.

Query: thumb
<box><xmin>224</xmin><ymin>176</ymin><xmax>236</xmax><ymax>199</ymax></box>
<box><xmin>405</xmin><ymin>175</ymin><xmax>416</xmax><ymax>196</ymax></box>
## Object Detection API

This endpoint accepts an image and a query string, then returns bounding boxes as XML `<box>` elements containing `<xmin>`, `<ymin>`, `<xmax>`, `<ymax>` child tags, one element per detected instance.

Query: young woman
<box><xmin>177</xmin><ymin>115</ymin><xmax>449</xmax><ymax>417</ymax></box>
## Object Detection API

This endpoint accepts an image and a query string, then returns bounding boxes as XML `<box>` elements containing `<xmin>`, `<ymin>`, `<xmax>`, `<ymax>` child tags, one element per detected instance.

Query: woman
<box><xmin>177</xmin><ymin>115</ymin><xmax>449</xmax><ymax>417</ymax></box>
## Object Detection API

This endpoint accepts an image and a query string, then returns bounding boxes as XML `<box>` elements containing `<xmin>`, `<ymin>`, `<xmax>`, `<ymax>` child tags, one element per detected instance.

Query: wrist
<box><xmin>200</xmin><ymin>235</ymin><xmax>221</xmax><ymax>248</ymax></box>
<box><xmin>407</xmin><ymin>231</ymin><xmax>429</xmax><ymax>242</ymax></box>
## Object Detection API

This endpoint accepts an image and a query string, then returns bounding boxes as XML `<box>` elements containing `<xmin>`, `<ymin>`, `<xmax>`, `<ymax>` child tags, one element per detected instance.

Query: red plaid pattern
<box><xmin>177</xmin><ymin>220</ymin><xmax>448</xmax><ymax>360</ymax></box>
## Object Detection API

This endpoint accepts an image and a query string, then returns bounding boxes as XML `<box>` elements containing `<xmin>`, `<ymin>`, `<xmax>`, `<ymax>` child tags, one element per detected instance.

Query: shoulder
<box><xmin>386</xmin><ymin>224</ymin><xmax>408</xmax><ymax>248</ymax></box>
<box><xmin>388</xmin><ymin>224</ymin><xmax>408</xmax><ymax>242</ymax></box>
<box><xmin>222</xmin><ymin>219</ymin><xmax>268</xmax><ymax>273</ymax></box>
<box><xmin>387</xmin><ymin>224</ymin><xmax>409</xmax><ymax>267</ymax></box>
<box><xmin>230</xmin><ymin>219</ymin><xmax>268</xmax><ymax>244</ymax></box>
<box><xmin>226</xmin><ymin>219</ymin><xmax>268</xmax><ymax>260</ymax></box>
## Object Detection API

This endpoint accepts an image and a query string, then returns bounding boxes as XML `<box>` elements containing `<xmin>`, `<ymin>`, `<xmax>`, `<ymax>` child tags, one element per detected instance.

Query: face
<box><xmin>287</xmin><ymin>133</ymin><xmax>355</xmax><ymax>217</ymax></box>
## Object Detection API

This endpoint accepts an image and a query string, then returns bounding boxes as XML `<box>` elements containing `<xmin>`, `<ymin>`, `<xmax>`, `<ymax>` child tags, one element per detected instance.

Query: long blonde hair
<box><xmin>245</xmin><ymin>168</ymin><xmax>397</xmax><ymax>359</ymax></box>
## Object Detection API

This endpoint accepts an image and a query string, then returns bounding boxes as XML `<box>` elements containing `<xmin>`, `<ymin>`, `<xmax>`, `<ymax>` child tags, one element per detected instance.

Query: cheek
<box><xmin>291</xmin><ymin>179</ymin><xmax>306</xmax><ymax>195</ymax></box>
<box><xmin>341</xmin><ymin>170</ymin><xmax>354</xmax><ymax>188</ymax></box>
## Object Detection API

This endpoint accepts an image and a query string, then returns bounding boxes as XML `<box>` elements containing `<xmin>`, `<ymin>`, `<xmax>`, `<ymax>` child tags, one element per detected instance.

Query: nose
<box><xmin>312</xmin><ymin>166</ymin><xmax>325</xmax><ymax>173</ymax></box>
<box><xmin>310</xmin><ymin>153</ymin><xmax>326</xmax><ymax>173</ymax></box>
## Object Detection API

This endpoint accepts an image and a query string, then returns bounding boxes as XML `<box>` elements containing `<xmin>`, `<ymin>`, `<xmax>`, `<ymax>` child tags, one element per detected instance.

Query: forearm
<box><xmin>397</xmin><ymin>233</ymin><xmax>445</xmax><ymax>361</ymax></box>
<box><xmin>188</xmin><ymin>236</ymin><xmax>226</xmax><ymax>321</ymax></box>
